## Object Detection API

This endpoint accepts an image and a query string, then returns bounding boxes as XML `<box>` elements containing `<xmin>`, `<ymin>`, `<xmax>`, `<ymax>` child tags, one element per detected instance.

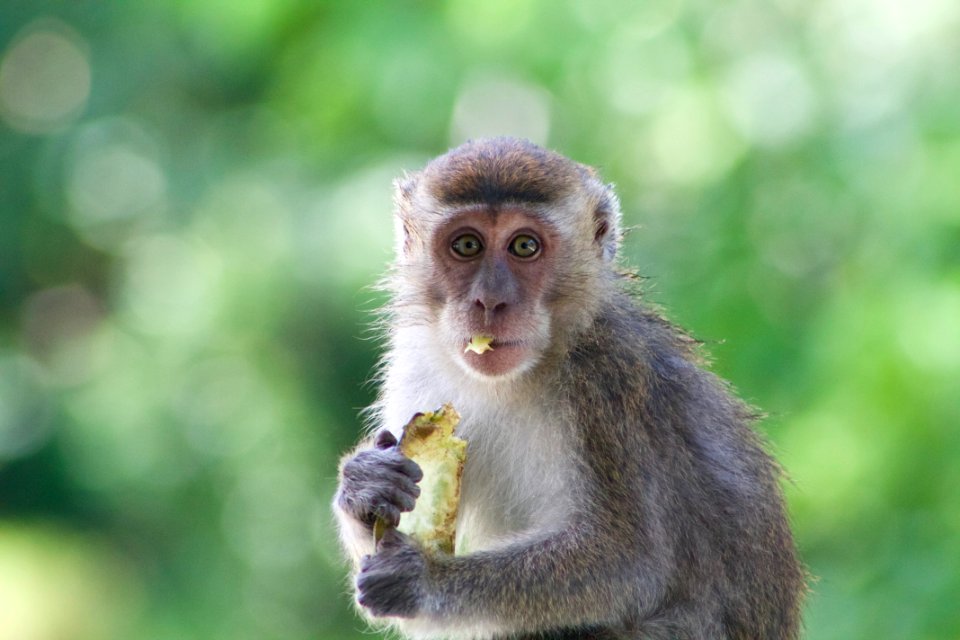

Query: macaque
<box><xmin>333</xmin><ymin>138</ymin><xmax>804</xmax><ymax>639</ymax></box>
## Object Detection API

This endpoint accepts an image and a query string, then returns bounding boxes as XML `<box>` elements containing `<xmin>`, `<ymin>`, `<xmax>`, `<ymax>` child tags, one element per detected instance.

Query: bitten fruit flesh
<box><xmin>464</xmin><ymin>335</ymin><xmax>494</xmax><ymax>355</ymax></box>
<box><xmin>375</xmin><ymin>404</ymin><xmax>467</xmax><ymax>555</ymax></box>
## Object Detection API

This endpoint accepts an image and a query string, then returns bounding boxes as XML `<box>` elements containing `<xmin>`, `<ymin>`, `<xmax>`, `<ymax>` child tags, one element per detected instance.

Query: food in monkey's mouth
<box><xmin>464</xmin><ymin>334</ymin><xmax>494</xmax><ymax>355</ymax></box>
<box><xmin>375</xmin><ymin>403</ymin><xmax>466</xmax><ymax>554</ymax></box>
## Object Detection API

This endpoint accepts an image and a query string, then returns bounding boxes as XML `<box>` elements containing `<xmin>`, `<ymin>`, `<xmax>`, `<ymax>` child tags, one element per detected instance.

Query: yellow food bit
<box><xmin>464</xmin><ymin>335</ymin><xmax>494</xmax><ymax>355</ymax></box>
<box><xmin>375</xmin><ymin>404</ymin><xmax>467</xmax><ymax>555</ymax></box>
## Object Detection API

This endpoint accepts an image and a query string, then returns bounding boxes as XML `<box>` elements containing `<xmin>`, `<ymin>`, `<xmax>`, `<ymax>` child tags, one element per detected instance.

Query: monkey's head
<box><xmin>390</xmin><ymin>138</ymin><xmax>622</xmax><ymax>381</ymax></box>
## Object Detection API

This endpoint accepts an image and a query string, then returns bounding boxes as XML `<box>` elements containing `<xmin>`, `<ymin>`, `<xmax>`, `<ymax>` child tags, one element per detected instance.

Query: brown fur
<box><xmin>334</xmin><ymin>138</ymin><xmax>805</xmax><ymax>639</ymax></box>
<box><xmin>424</xmin><ymin>138</ymin><xmax>583</xmax><ymax>205</ymax></box>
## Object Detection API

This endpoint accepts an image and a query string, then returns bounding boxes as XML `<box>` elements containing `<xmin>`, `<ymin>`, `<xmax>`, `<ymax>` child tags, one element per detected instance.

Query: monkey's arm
<box><xmin>333</xmin><ymin>430</ymin><xmax>423</xmax><ymax>564</ymax></box>
<box><xmin>359</xmin><ymin>513</ymin><xmax>666</xmax><ymax>635</ymax></box>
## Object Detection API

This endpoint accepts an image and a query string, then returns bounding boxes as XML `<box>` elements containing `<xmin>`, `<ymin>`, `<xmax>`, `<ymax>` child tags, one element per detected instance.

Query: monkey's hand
<box><xmin>336</xmin><ymin>430</ymin><xmax>423</xmax><ymax>530</ymax></box>
<box><xmin>357</xmin><ymin>528</ymin><xmax>426</xmax><ymax>618</ymax></box>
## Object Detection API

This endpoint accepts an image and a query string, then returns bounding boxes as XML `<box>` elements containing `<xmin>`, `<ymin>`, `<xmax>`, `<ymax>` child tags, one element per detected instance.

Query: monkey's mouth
<box><xmin>462</xmin><ymin>337</ymin><xmax>520</xmax><ymax>350</ymax></box>
<box><xmin>460</xmin><ymin>338</ymin><xmax>531</xmax><ymax>378</ymax></box>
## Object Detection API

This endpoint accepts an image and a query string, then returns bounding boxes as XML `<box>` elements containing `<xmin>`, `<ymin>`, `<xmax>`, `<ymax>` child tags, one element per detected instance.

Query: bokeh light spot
<box><xmin>119</xmin><ymin>234</ymin><xmax>222</xmax><ymax>336</ymax></box>
<box><xmin>571</xmin><ymin>0</ymin><xmax>683</xmax><ymax>35</ymax></box>
<box><xmin>66</xmin><ymin>118</ymin><xmax>167</xmax><ymax>229</ymax></box>
<box><xmin>21</xmin><ymin>284</ymin><xmax>106</xmax><ymax>387</ymax></box>
<box><xmin>173</xmin><ymin>356</ymin><xmax>274</xmax><ymax>458</ymax></box>
<box><xmin>895</xmin><ymin>283</ymin><xmax>960</xmax><ymax>374</ymax></box>
<box><xmin>446</xmin><ymin>0</ymin><xmax>535</xmax><ymax>45</ymax></box>
<box><xmin>222</xmin><ymin>467</ymin><xmax>315</xmax><ymax>570</ymax></box>
<box><xmin>450</xmin><ymin>74</ymin><xmax>551</xmax><ymax>146</ymax></box>
<box><xmin>647</xmin><ymin>86</ymin><xmax>744</xmax><ymax>185</ymax></box>
<box><xmin>721</xmin><ymin>52</ymin><xmax>818</xmax><ymax>147</ymax></box>
<box><xmin>602</xmin><ymin>32</ymin><xmax>691</xmax><ymax>117</ymax></box>
<box><xmin>782</xmin><ymin>405</ymin><xmax>887</xmax><ymax>524</ymax></box>
<box><xmin>0</xmin><ymin>20</ymin><xmax>91</xmax><ymax>134</ymax></box>
<box><xmin>296</xmin><ymin>160</ymin><xmax>409</xmax><ymax>285</ymax></box>
<box><xmin>0</xmin><ymin>524</ymin><xmax>141</xmax><ymax>640</ymax></box>
<box><xmin>0</xmin><ymin>356</ymin><xmax>53</xmax><ymax>460</ymax></box>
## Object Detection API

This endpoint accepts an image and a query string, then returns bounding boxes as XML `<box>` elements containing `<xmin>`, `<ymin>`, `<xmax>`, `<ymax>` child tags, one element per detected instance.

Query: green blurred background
<box><xmin>1</xmin><ymin>1</ymin><xmax>958</xmax><ymax>638</ymax></box>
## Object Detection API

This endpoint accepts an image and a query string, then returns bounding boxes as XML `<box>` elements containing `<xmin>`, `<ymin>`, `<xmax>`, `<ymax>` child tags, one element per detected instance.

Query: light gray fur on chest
<box><xmin>380</xmin><ymin>343</ymin><xmax>574</xmax><ymax>553</ymax></box>
<box><xmin>454</xmin><ymin>400</ymin><xmax>573</xmax><ymax>552</ymax></box>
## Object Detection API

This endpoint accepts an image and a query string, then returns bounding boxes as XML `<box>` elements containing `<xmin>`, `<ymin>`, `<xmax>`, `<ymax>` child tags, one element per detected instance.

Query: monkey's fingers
<box><xmin>346</xmin><ymin>448</ymin><xmax>423</xmax><ymax>486</ymax></box>
<box><xmin>372</xmin><ymin>448</ymin><xmax>424</xmax><ymax>482</ymax></box>
<box><xmin>374</xmin><ymin>429</ymin><xmax>398</xmax><ymax>449</ymax></box>
<box><xmin>356</xmin><ymin>570</ymin><xmax>406</xmax><ymax>616</ymax></box>
<box><xmin>357</xmin><ymin>533</ymin><xmax>423</xmax><ymax>618</ymax></box>
<box><xmin>373</xmin><ymin>503</ymin><xmax>401</xmax><ymax>529</ymax></box>
<box><xmin>372</xmin><ymin>477</ymin><xmax>419</xmax><ymax>546</ymax></box>
<box><xmin>389</xmin><ymin>455</ymin><xmax>424</xmax><ymax>482</ymax></box>
<box><xmin>392</xmin><ymin>483</ymin><xmax>420</xmax><ymax>511</ymax></box>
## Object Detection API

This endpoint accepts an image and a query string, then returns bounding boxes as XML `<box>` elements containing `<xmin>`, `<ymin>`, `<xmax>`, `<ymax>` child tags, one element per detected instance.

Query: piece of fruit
<box><xmin>464</xmin><ymin>335</ymin><xmax>494</xmax><ymax>355</ymax></box>
<box><xmin>374</xmin><ymin>404</ymin><xmax>467</xmax><ymax>554</ymax></box>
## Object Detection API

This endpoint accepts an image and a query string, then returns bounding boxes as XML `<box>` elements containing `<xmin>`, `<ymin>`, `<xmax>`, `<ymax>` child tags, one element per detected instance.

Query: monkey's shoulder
<box><xmin>560</xmin><ymin>295</ymin><xmax>760</xmax><ymax>449</ymax></box>
<box><xmin>564</xmin><ymin>296</ymin><xmax>700</xmax><ymax>393</ymax></box>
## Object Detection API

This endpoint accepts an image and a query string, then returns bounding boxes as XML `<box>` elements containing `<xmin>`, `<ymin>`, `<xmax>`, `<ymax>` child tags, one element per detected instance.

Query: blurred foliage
<box><xmin>1</xmin><ymin>1</ymin><xmax>958</xmax><ymax>638</ymax></box>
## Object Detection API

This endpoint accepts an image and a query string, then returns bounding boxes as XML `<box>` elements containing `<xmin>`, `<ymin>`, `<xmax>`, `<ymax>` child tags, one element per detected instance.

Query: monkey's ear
<box><xmin>393</xmin><ymin>173</ymin><xmax>420</xmax><ymax>257</ymax></box>
<box><xmin>593</xmin><ymin>187</ymin><xmax>622</xmax><ymax>262</ymax></box>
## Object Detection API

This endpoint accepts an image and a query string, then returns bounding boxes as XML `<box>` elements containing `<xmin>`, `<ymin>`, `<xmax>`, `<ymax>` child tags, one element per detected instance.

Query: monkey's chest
<box><xmin>454</xmin><ymin>421</ymin><xmax>573</xmax><ymax>553</ymax></box>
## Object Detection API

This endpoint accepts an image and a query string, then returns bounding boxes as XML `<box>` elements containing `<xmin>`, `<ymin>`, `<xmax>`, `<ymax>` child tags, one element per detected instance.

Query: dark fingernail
<box><xmin>375</xmin><ymin>430</ymin><xmax>398</xmax><ymax>449</ymax></box>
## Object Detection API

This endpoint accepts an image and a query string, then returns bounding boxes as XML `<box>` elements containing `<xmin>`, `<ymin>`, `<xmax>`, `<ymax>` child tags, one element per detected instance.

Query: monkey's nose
<box><xmin>474</xmin><ymin>298</ymin><xmax>507</xmax><ymax>319</ymax></box>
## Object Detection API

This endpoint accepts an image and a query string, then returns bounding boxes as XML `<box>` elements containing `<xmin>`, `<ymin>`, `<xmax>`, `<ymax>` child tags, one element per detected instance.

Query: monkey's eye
<box><xmin>451</xmin><ymin>233</ymin><xmax>483</xmax><ymax>258</ymax></box>
<box><xmin>509</xmin><ymin>234</ymin><xmax>540</xmax><ymax>259</ymax></box>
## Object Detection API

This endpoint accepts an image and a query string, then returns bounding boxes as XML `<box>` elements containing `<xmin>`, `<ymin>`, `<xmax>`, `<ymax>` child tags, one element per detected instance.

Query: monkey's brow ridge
<box><xmin>434</xmin><ymin>171</ymin><xmax>554</xmax><ymax>206</ymax></box>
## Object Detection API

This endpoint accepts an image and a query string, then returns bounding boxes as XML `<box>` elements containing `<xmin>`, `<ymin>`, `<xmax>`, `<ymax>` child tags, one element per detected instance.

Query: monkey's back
<box><xmin>557</xmin><ymin>291</ymin><xmax>805</xmax><ymax>639</ymax></box>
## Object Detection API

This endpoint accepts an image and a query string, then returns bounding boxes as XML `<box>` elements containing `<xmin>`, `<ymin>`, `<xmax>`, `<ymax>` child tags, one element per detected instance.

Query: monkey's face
<box><xmin>429</xmin><ymin>208</ymin><xmax>557</xmax><ymax>380</ymax></box>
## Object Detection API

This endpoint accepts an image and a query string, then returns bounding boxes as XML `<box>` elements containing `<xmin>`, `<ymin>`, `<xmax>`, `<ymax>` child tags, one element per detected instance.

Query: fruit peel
<box><xmin>375</xmin><ymin>404</ymin><xmax>466</xmax><ymax>555</ymax></box>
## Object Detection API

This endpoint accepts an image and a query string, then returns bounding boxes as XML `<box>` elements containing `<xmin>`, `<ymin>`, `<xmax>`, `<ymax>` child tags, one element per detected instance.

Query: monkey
<box><xmin>333</xmin><ymin>137</ymin><xmax>805</xmax><ymax>639</ymax></box>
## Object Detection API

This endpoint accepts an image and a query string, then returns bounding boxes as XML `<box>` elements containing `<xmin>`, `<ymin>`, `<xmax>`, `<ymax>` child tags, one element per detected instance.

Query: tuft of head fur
<box><xmin>393</xmin><ymin>138</ymin><xmax>622</xmax><ymax>264</ymax></box>
<box><xmin>423</xmin><ymin>137</ymin><xmax>580</xmax><ymax>206</ymax></box>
